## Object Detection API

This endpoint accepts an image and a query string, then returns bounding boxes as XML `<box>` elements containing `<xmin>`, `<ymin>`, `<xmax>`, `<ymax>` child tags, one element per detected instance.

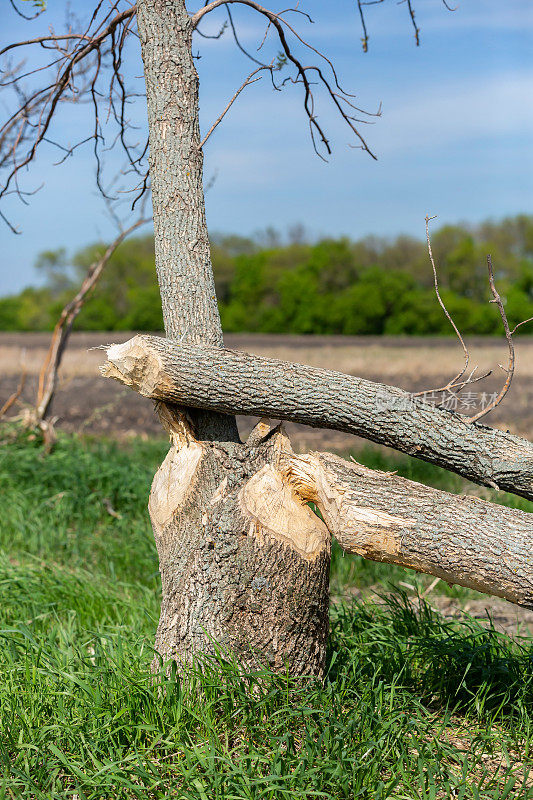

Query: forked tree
<box><xmin>2</xmin><ymin>0</ymin><xmax>532</xmax><ymax>679</ymax></box>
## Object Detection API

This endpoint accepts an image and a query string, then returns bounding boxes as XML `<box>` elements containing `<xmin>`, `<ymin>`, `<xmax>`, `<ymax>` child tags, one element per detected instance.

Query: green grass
<box><xmin>0</xmin><ymin>431</ymin><xmax>532</xmax><ymax>798</ymax></box>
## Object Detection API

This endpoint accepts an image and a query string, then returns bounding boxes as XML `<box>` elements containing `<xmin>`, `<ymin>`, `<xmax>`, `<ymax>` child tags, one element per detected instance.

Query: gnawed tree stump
<box><xmin>149</xmin><ymin>407</ymin><xmax>330</xmax><ymax>674</ymax></box>
<box><xmin>132</xmin><ymin>0</ymin><xmax>335</xmax><ymax>678</ymax></box>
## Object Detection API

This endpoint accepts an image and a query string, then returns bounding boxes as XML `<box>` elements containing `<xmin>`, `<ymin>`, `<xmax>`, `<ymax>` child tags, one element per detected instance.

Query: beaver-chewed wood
<box><xmin>285</xmin><ymin>451</ymin><xmax>533</xmax><ymax>608</ymax></box>
<box><xmin>101</xmin><ymin>334</ymin><xmax>533</xmax><ymax>502</ymax></box>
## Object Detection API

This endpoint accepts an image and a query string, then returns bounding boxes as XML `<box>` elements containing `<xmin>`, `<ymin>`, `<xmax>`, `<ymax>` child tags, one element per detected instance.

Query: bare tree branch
<box><xmin>35</xmin><ymin>214</ymin><xmax>148</xmax><ymax>423</ymax></box>
<box><xmin>404</xmin><ymin>0</ymin><xmax>420</xmax><ymax>46</ymax></box>
<box><xmin>192</xmin><ymin>0</ymin><xmax>379</xmax><ymax>160</ymax></box>
<box><xmin>511</xmin><ymin>316</ymin><xmax>533</xmax><ymax>336</ymax></box>
<box><xmin>412</xmin><ymin>214</ymin><xmax>470</xmax><ymax>398</ymax></box>
<box><xmin>0</xmin><ymin>34</ymin><xmax>92</xmax><ymax>59</ymax></box>
<box><xmin>1</xmin><ymin>0</ymin><xmax>451</xmax><ymax>229</ymax></box>
<box><xmin>225</xmin><ymin>5</ymin><xmax>268</xmax><ymax>66</ymax></box>
<box><xmin>413</xmin><ymin>234</ymin><xmax>532</xmax><ymax>422</ymax></box>
<box><xmin>198</xmin><ymin>64</ymin><xmax>270</xmax><ymax>149</ymax></box>
<box><xmin>355</xmin><ymin>0</ymin><xmax>384</xmax><ymax>52</ymax></box>
<box><xmin>468</xmin><ymin>255</ymin><xmax>532</xmax><ymax>424</ymax></box>
<box><xmin>0</xmin><ymin>3</ymin><xmax>142</xmax><ymax>230</ymax></box>
<box><xmin>8</xmin><ymin>0</ymin><xmax>46</xmax><ymax>21</ymax></box>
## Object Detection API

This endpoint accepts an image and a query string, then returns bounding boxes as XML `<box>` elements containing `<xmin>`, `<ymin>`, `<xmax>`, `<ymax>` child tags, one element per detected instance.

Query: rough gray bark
<box><xmin>286</xmin><ymin>452</ymin><xmax>533</xmax><ymax>608</ymax></box>
<box><xmin>101</xmin><ymin>334</ymin><xmax>533</xmax><ymax>503</ymax></box>
<box><xmin>135</xmin><ymin>0</ymin><xmax>331</xmax><ymax>676</ymax></box>
<box><xmin>136</xmin><ymin>0</ymin><xmax>237</xmax><ymax>444</ymax></box>
<box><xmin>150</xmin><ymin>411</ymin><xmax>330</xmax><ymax>674</ymax></box>
<box><xmin>136</xmin><ymin>0</ymin><xmax>222</xmax><ymax>348</ymax></box>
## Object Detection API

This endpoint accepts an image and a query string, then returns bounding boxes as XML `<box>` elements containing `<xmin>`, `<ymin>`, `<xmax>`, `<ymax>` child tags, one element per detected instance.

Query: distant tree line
<box><xmin>1</xmin><ymin>215</ymin><xmax>532</xmax><ymax>335</ymax></box>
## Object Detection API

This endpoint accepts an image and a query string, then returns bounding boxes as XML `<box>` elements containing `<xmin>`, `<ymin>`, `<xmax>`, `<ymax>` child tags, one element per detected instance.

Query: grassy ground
<box><xmin>0</xmin><ymin>431</ymin><xmax>532</xmax><ymax>798</ymax></box>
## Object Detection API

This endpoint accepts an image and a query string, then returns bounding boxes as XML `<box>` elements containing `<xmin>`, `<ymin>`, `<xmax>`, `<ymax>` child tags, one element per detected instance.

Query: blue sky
<box><xmin>1</xmin><ymin>0</ymin><xmax>532</xmax><ymax>295</ymax></box>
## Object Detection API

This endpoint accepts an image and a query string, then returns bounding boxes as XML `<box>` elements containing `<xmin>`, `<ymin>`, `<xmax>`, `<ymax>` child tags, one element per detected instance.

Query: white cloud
<box><xmin>374</xmin><ymin>72</ymin><xmax>533</xmax><ymax>153</ymax></box>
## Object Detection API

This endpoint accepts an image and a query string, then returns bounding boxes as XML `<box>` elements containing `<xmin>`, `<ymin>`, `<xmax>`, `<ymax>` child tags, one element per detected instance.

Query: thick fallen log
<box><xmin>285</xmin><ymin>451</ymin><xmax>533</xmax><ymax>608</ymax></box>
<box><xmin>100</xmin><ymin>334</ymin><xmax>533</xmax><ymax>502</ymax></box>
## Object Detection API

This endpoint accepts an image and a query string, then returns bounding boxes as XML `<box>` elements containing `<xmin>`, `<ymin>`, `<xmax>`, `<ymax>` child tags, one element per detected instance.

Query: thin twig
<box><xmin>198</xmin><ymin>65</ymin><xmax>268</xmax><ymax>149</ymax></box>
<box><xmin>0</xmin><ymin>33</ymin><xmax>92</xmax><ymax>59</ymax></box>
<box><xmin>225</xmin><ymin>5</ymin><xmax>268</xmax><ymax>66</ymax></box>
<box><xmin>413</xmin><ymin>215</ymin><xmax>470</xmax><ymax>396</ymax></box>
<box><xmin>468</xmin><ymin>256</ymin><xmax>514</xmax><ymax>424</ymax></box>
<box><xmin>511</xmin><ymin>316</ymin><xmax>533</xmax><ymax>336</ymax></box>
<box><xmin>413</xmin><ymin>366</ymin><xmax>493</xmax><ymax>401</ymax></box>
<box><xmin>405</xmin><ymin>0</ymin><xmax>420</xmax><ymax>45</ymax></box>
<box><xmin>0</xmin><ymin>357</ymin><xmax>26</xmax><ymax>420</ymax></box>
<box><xmin>355</xmin><ymin>0</ymin><xmax>385</xmax><ymax>51</ymax></box>
<box><xmin>420</xmin><ymin>576</ymin><xmax>441</xmax><ymax>599</ymax></box>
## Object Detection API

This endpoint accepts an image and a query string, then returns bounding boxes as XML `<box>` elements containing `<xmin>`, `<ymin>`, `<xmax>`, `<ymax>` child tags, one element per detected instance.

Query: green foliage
<box><xmin>0</xmin><ymin>434</ymin><xmax>532</xmax><ymax>798</ymax></box>
<box><xmin>0</xmin><ymin>287</ymin><xmax>57</xmax><ymax>331</ymax></box>
<box><xmin>2</xmin><ymin>216</ymin><xmax>533</xmax><ymax>335</ymax></box>
<box><xmin>0</xmin><ymin>296</ymin><xmax>22</xmax><ymax>330</ymax></box>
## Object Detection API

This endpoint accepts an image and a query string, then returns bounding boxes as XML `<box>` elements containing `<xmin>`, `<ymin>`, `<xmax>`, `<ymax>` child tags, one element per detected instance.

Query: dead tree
<box><xmin>33</xmin><ymin>217</ymin><xmax>148</xmax><ymax>428</ymax></box>
<box><xmin>2</xmin><ymin>0</ymin><xmax>532</xmax><ymax>680</ymax></box>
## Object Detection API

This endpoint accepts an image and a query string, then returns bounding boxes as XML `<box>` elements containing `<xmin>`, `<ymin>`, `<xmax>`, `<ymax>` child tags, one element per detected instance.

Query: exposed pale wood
<box><xmin>101</xmin><ymin>334</ymin><xmax>533</xmax><ymax>502</ymax></box>
<box><xmin>286</xmin><ymin>452</ymin><xmax>533</xmax><ymax>608</ymax></box>
<box><xmin>148</xmin><ymin>419</ymin><xmax>331</xmax><ymax>675</ymax></box>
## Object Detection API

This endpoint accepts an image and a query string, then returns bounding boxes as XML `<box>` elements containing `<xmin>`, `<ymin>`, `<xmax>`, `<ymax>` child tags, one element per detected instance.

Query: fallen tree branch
<box><xmin>100</xmin><ymin>335</ymin><xmax>533</xmax><ymax>502</ymax></box>
<box><xmin>285</xmin><ymin>451</ymin><xmax>533</xmax><ymax>608</ymax></box>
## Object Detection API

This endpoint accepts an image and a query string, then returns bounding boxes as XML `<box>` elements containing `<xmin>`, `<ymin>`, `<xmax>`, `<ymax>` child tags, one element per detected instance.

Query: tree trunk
<box><xmin>150</xmin><ymin>409</ymin><xmax>330</xmax><ymax>674</ymax></box>
<box><xmin>135</xmin><ymin>0</ymin><xmax>330</xmax><ymax>676</ymax></box>
<box><xmin>101</xmin><ymin>334</ymin><xmax>533</xmax><ymax>502</ymax></box>
<box><xmin>136</xmin><ymin>1</ymin><xmax>223</xmax><ymax>349</ymax></box>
